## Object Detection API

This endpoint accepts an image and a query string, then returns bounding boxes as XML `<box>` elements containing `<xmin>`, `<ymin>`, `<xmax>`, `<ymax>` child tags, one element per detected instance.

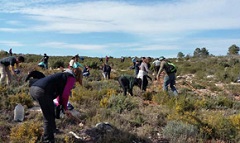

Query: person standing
<box><xmin>156</xmin><ymin>56</ymin><xmax>178</xmax><ymax>96</ymax></box>
<box><xmin>9</xmin><ymin>48</ymin><xmax>12</xmax><ymax>56</ymax></box>
<box><xmin>134</xmin><ymin>60</ymin><xmax>141</xmax><ymax>76</ymax></box>
<box><xmin>41</xmin><ymin>53</ymin><xmax>49</xmax><ymax>69</ymax></box>
<box><xmin>29</xmin><ymin>69</ymin><xmax>81</xmax><ymax>143</ymax></box>
<box><xmin>69</xmin><ymin>54</ymin><xmax>83</xmax><ymax>85</ymax></box>
<box><xmin>137</xmin><ymin>57</ymin><xmax>151</xmax><ymax>91</ymax></box>
<box><xmin>121</xmin><ymin>56</ymin><xmax>125</xmax><ymax>63</ymax></box>
<box><xmin>99</xmin><ymin>57</ymin><xmax>103</xmax><ymax>63</ymax></box>
<box><xmin>103</xmin><ymin>63</ymin><xmax>111</xmax><ymax>79</ymax></box>
<box><xmin>0</xmin><ymin>56</ymin><xmax>25</xmax><ymax>85</ymax></box>
<box><xmin>105</xmin><ymin>56</ymin><xmax>109</xmax><ymax>64</ymax></box>
<box><xmin>132</xmin><ymin>56</ymin><xmax>137</xmax><ymax>67</ymax></box>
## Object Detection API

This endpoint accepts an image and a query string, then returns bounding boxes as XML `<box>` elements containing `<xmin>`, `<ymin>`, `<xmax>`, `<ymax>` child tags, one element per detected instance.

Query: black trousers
<box><xmin>118</xmin><ymin>76</ymin><xmax>133</xmax><ymax>96</ymax></box>
<box><xmin>154</xmin><ymin>66</ymin><xmax>160</xmax><ymax>74</ymax></box>
<box><xmin>104</xmin><ymin>72</ymin><xmax>110</xmax><ymax>79</ymax></box>
<box><xmin>30</xmin><ymin>86</ymin><xmax>56</xmax><ymax>143</ymax></box>
<box><xmin>141</xmin><ymin>75</ymin><xmax>148</xmax><ymax>91</ymax></box>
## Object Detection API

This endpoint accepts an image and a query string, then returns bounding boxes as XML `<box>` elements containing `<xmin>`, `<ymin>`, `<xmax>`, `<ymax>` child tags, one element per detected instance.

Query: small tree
<box><xmin>193</xmin><ymin>48</ymin><xmax>201</xmax><ymax>57</ymax></box>
<box><xmin>201</xmin><ymin>47</ymin><xmax>209</xmax><ymax>57</ymax></box>
<box><xmin>227</xmin><ymin>44</ymin><xmax>239</xmax><ymax>55</ymax></box>
<box><xmin>193</xmin><ymin>47</ymin><xmax>209</xmax><ymax>57</ymax></box>
<box><xmin>177</xmin><ymin>52</ymin><xmax>185</xmax><ymax>59</ymax></box>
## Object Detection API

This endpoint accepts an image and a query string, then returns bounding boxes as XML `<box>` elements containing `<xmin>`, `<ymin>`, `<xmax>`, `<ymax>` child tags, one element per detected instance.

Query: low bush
<box><xmin>214</xmin><ymin>96</ymin><xmax>234</xmax><ymax>109</ymax></box>
<box><xmin>108</xmin><ymin>95</ymin><xmax>138</xmax><ymax>114</ymax></box>
<box><xmin>162</xmin><ymin>120</ymin><xmax>198</xmax><ymax>143</ymax></box>
<box><xmin>199</xmin><ymin>112</ymin><xmax>238</xmax><ymax>141</ymax></box>
<box><xmin>6</xmin><ymin>93</ymin><xmax>34</xmax><ymax>110</ymax></box>
<box><xmin>51</xmin><ymin>60</ymin><xmax>65</xmax><ymax>68</ymax></box>
<box><xmin>10</xmin><ymin>121</ymin><xmax>43</xmax><ymax>143</ymax></box>
<box><xmin>229</xmin><ymin>114</ymin><xmax>240</xmax><ymax>130</ymax></box>
<box><xmin>0</xmin><ymin>122</ymin><xmax>12</xmax><ymax>142</ymax></box>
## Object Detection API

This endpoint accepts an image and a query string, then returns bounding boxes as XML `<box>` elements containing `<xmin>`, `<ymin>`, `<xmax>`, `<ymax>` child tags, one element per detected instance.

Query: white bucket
<box><xmin>14</xmin><ymin>104</ymin><xmax>24</xmax><ymax>122</ymax></box>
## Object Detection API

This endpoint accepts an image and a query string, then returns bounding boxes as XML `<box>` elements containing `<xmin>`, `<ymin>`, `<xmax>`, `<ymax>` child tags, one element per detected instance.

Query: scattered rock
<box><xmin>206</xmin><ymin>75</ymin><xmax>215</xmax><ymax>79</ymax></box>
<box><xmin>28</xmin><ymin>106</ymin><xmax>42</xmax><ymax>112</ymax></box>
<box><xmin>69</xmin><ymin>122</ymin><xmax>116</xmax><ymax>142</ymax></box>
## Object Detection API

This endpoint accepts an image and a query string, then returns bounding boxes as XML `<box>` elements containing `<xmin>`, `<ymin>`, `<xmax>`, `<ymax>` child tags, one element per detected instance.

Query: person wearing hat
<box><xmin>156</xmin><ymin>56</ymin><xmax>178</xmax><ymax>96</ymax></box>
<box><xmin>29</xmin><ymin>68</ymin><xmax>81</xmax><ymax>143</ymax></box>
<box><xmin>0</xmin><ymin>55</ymin><xmax>25</xmax><ymax>85</ymax></box>
<box><xmin>69</xmin><ymin>54</ymin><xmax>83</xmax><ymax>85</ymax></box>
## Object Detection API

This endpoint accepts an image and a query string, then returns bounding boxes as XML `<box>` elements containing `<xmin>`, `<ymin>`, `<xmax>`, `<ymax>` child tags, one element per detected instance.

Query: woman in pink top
<box><xmin>30</xmin><ymin>68</ymin><xmax>81</xmax><ymax>143</ymax></box>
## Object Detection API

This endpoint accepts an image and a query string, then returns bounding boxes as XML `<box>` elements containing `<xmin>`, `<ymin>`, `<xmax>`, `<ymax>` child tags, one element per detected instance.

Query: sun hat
<box><xmin>159</xmin><ymin>56</ymin><xmax>165</xmax><ymax>61</ymax></box>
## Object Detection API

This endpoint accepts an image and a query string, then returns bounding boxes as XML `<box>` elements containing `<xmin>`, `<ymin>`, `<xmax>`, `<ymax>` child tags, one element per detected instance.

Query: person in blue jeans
<box><xmin>156</xmin><ymin>56</ymin><xmax>178</xmax><ymax>96</ymax></box>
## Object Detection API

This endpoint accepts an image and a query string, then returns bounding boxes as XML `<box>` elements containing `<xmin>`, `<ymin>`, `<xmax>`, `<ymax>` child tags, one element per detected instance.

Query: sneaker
<box><xmin>67</xmin><ymin>103</ymin><xmax>74</xmax><ymax>110</ymax></box>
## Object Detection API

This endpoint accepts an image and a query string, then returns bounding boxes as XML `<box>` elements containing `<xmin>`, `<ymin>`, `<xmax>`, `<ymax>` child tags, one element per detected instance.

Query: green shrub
<box><xmin>162</xmin><ymin>120</ymin><xmax>198</xmax><ymax>143</ymax></box>
<box><xmin>108</xmin><ymin>95</ymin><xmax>138</xmax><ymax>113</ymax></box>
<box><xmin>175</xmin><ymin>97</ymin><xmax>195</xmax><ymax>113</ymax></box>
<box><xmin>85</xmin><ymin>61</ymin><xmax>98</xmax><ymax>69</ymax></box>
<box><xmin>152</xmin><ymin>91</ymin><xmax>170</xmax><ymax>105</ymax></box>
<box><xmin>51</xmin><ymin>60</ymin><xmax>65</xmax><ymax>68</ymax></box>
<box><xmin>210</xmin><ymin>116</ymin><xmax>237</xmax><ymax>141</ymax></box>
<box><xmin>214</xmin><ymin>96</ymin><xmax>234</xmax><ymax>109</ymax></box>
<box><xmin>198</xmin><ymin>112</ymin><xmax>238</xmax><ymax>141</ymax></box>
<box><xmin>86</xmin><ymin>69</ymin><xmax>103</xmax><ymax>81</ymax></box>
<box><xmin>128</xmin><ymin>109</ymin><xmax>145</xmax><ymax>127</ymax></box>
<box><xmin>10</xmin><ymin>121</ymin><xmax>43</xmax><ymax>143</ymax></box>
<box><xmin>0</xmin><ymin>122</ymin><xmax>12</xmax><ymax>142</ymax></box>
<box><xmin>6</xmin><ymin>93</ymin><xmax>34</xmax><ymax>109</ymax></box>
<box><xmin>71</xmin><ymin>86</ymin><xmax>100</xmax><ymax>105</ymax></box>
<box><xmin>229</xmin><ymin>114</ymin><xmax>240</xmax><ymax>130</ymax></box>
<box><xmin>141</xmin><ymin>91</ymin><xmax>153</xmax><ymax>100</ymax></box>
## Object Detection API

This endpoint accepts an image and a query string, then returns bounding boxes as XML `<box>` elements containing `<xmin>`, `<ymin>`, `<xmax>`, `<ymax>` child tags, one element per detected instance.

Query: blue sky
<box><xmin>0</xmin><ymin>0</ymin><xmax>239</xmax><ymax>58</ymax></box>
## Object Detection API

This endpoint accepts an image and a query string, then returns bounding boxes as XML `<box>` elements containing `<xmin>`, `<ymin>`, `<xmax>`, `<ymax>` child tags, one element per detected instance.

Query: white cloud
<box><xmin>0</xmin><ymin>0</ymin><xmax>239</xmax><ymax>57</ymax></box>
<box><xmin>0</xmin><ymin>40</ymin><xmax>24</xmax><ymax>47</ymax></box>
<box><xmin>130</xmin><ymin>45</ymin><xmax>180</xmax><ymax>51</ymax></box>
<box><xmin>0</xmin><ymin>0</ymin><xmax>239</xmax><ymax>35</ymax></box>
<box><xmin>39</xmin><ymin>42</ymin><xmax>107</xmax><ymax>50</ymax></box>
<box><xmin>0</xmin><ymin>28</ymin><xmax>20</xmax><ymax>32</ymax></box>
<box><xmin>6</xmin><ymin>20</ymin><xmax>22</xmax><ymax>25</ymax></box>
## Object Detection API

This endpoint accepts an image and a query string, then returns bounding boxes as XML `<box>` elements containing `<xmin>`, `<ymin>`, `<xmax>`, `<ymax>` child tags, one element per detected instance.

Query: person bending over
<box><xmin>29</xmin><ymin>68</ymin><xmax>81</xmax><ymax>143</ymax></box>
<box><xmin>0</xmin><ymin>56</ymin><xmax>24</xmax><ymax>85</ymax></box>
<box><xmin>25</xmin><ymin>70</ymin><xmax>46</xmax><ymax>87</ymax></box>
<box><xmin>118</xmin><ymin>74</ymin><xmax>141</xmax><ymax>96</ymax></box>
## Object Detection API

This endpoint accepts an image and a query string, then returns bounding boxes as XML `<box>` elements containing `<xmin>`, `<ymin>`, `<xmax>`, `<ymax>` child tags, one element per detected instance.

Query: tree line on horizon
<box><xmin>0</xmin><ymin>44</ymin><xmax>239</xmax><ymax>60</ymax></box>
<box><xmin>177</xmin><ymin>44</ymin><xmax>240</xmax><ymax>59</ymax></box>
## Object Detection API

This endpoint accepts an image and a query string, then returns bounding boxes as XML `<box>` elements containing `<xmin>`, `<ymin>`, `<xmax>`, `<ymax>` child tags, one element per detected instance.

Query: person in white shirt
<box><xmin>137</xmin><ymin>57</ymin><xmax>152</xmax><ymax>91</ymax></box>
<box><xmin>152</xmin><ymin>58</ymin><xmax>160</xmax><ymax>75</ymax></box>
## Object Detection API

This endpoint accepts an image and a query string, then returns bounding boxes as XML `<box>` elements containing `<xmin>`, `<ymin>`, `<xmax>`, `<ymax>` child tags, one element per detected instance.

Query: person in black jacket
<box><xmin>118</xmin><ymin>75</ymin><xmax>141</xmax><ymax>96</ymax></box>
<box><xmin>29</xmin><ymin>68</ymin><xmax>81</xmax><ymax>143</ymax></box>
<box><xmin>103</xmin><ymin>63</ymin><xmax>111</xmax><ymax>79</ymax></box>
<box><xmin>25</xmin><ymin>70</ymin><xmax>46</xmax><ymax>87</ymax></box>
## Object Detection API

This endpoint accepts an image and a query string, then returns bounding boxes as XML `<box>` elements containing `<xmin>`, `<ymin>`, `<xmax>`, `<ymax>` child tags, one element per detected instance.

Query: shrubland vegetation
<box><xmin>0</xmin><ymin>45</ymin><xmax>240</xmax><ymax>143</ymax></box>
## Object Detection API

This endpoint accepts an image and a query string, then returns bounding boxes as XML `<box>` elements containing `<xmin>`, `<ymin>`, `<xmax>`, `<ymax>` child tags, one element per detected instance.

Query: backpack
<box><xmin>165</xmin><ymin>62</ymin><xmax>177</xmax><ymax>73</ymax></box>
